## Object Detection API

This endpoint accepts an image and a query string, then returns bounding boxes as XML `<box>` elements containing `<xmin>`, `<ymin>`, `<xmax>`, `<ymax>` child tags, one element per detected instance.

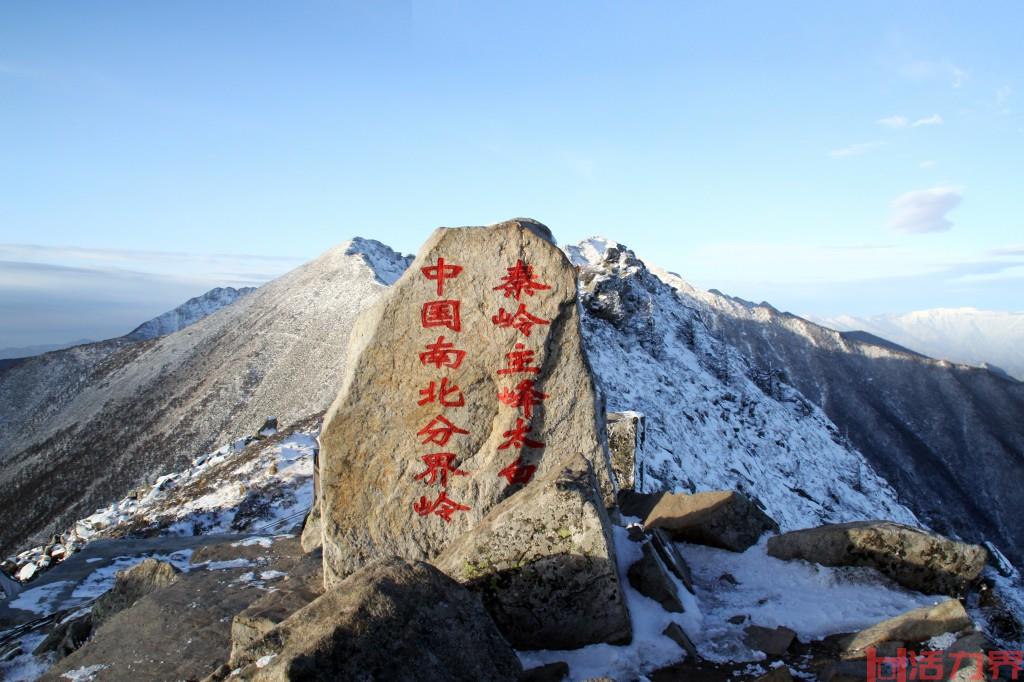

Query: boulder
<box><xmin>645</xmin><ymin>491</ymin><xmax>779</xmax><ymax>552</ymax></box>
<box><xmin>433</xmin><ymin>459</ymin><xmax>631</xmax><ymax>649</ymax></box>
<box><xmin>229</xmin><ymin>582</ymin><xmax>322</xmax><ymax>665</ymax></box>
<box><xmin>627</xmin><ymin>542</ymin><xmax>684</xmax><ymax>613</ymax></box>
<box><xmin>607</xmin><ymin>411</ymin><xmax>644</xmax><ymax>491</ymax></box>
<box><xmin>838</xmin><ymin>599</ymin><xmax>973</xmax><ymax>659</ymax></box>
<box><xmin>520</xmin><ymin>662</ymin><xmax>570</xmax><ymax>682</ymax></box>
<box><xmin>744</xmin><ymin>624</ymin><xmax>796</xmax><ymax>656</ymax></box>
<box><xmin>91</xmin><ymin>558</ymin><xmax>180</xmax><ymax>627</ymax></box>
<box><xmin>318</xmin><ymin>219</ymin><xmax>617</xmax><ymax>586</ymax></box>
<box><xmin>766</xmin><ymin>521</ymin><xmax>987</xmax><ymax>596</ymax></box>
<box><xmin>231</xmin><ymin>557</ymin><xmax>522</xmax><ymax>681</ymax></box>
<box><xmin>618</xmin><ymin>489</ymin><xmax>663</xmax><ymax>520</ymax></box>
<box><xmin>33</xmin><ymin>613</ymin><xmax>92</xmax><ymax>658</ymax></box>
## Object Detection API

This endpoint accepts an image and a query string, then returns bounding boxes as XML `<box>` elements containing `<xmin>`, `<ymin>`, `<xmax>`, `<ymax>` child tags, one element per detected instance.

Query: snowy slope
<box><xmin>125</xmin><ymin>286</ymin><xmax>257</xmax><ymax>341</ymax></box>
<box><xmin>0</xmin><ymin>239</ymin><xmax>412</xmax><ymax>554</ymax></box>
<box><xmin>813</xmin><ymin>308</ymin><xmax>1024</xmax><ymax>381</ymax></box>
<box><xmin>616</xmin><ymin>239</ymin><xmax>1024</xmax><ymax>568</ymax></box>
<box><xmin>569</xmin><ymin>240</ymin><xmax>917</xmax><ymax>532</ymax></box>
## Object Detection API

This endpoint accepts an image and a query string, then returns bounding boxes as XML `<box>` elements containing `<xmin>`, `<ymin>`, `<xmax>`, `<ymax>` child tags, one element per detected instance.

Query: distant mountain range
<box><xmin>812</xmin><ymin>308</ymin><xmax>1024</xmax><ymax>381</ymax></box>
<box><xmin>0</xmin><ymin>339</ymin><xmax>94</xmax><ymax>362</ymax></box>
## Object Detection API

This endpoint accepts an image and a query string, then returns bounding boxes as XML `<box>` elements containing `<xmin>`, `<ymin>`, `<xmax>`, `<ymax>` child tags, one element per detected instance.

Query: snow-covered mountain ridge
<box><xmin>812</xmin><ymin>308</ymin><xmax>1024</xmax><ymax>381</ymax></box>
<box><xmin>570</xmin><ymin>240</ymin><xmax>916</xmax><ymax>531</ymax></box>
<box><xmin>0</xmin><ymin>239</ymin><xmax>412</xmax><ymax>554</ymax></box>
<box><xmin>125</xmin><ymin>286</ymin><xmax>257</xmax><ymax>342</ymax></box>
<box><xmin>576</xmin><ymin>237</ymin><xmax>1023</xmax><ymax>568</ymax></box>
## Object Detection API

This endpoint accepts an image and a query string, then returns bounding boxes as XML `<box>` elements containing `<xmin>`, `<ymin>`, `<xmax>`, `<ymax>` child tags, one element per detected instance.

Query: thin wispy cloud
<box><xmin>877</xmin><ymin>114</ymin><xmax>943</xmax><ymax>128</ymax></box>
<box><xmin>989</xmin><ymin>244</ymin><xmax>1024</xmax><ymax>257</ymax></box>
<box><xmin>887</xmin><ymin>187</ymin><xmax>962</xmax><ymax>234</ymax></box>
<box><xmin>878</xmin><ymin>115</ymin><xmax>909</xmax><ymax>128</ymax></box>
<box><xmin>830</xmin><ymin>141</ymin><xmax>885</xmax><ymax>158</ymax></box>
<box><xmin>911</xmin><ymin>114</ymin><xmax>943</xmax><ymax>127</ymax></box>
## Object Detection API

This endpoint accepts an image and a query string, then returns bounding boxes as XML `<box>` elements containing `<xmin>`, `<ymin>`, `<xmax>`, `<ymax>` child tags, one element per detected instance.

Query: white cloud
<box><xmin>878</xmin><ymin>114</ymin><xmax>942</xmax><ymax>129</ymax></box>
<box><xmin>919</xmin><ymin>160</ymin><xmax>937</xmax><ymax>169</ymax></box>
<box><xmin>911</xmin><ymin>114</ymin><xmax>943</xmax><ymax>127</ymax></box>
<box><xmin>878</xmin><ymin>115</ymin><xmax>909</xmax><ymax>128</ymax></box>
<box><xmin>887</xmin><ymin>187</ymin><xmax>962</xmax><ymax>234</ymax></box>
<box><xmin>830</xmin><ymin>141</ymin><xmax>885</xmax><ymax>158</ymax></box>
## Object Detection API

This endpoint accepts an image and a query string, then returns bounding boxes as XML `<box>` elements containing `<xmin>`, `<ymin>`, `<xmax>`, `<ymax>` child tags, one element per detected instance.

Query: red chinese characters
<box><xmin>492</xmin><ymin>303</ymin><xmax>549</xmax><ymax>336</ymax></box>
<box><xmin>411</xmin><ymin>258</ymin><xmax>472</xmax><ymax>521</ymax></box>
<box><xmin>419</xmin><ymin>336</ymin><xmax>466</xmax><ymax>370</ymax></box>
<box><xmin>421</xmin><ymin>257</ymin><xmax>463</xmax><ymax>296</ymax></box>
<box><xmin>413</xmin><ymin>491</ymin><xmax>470</xmax><ymax>522</ymax></box>
<box><xmin>490</xmin><ymin>258</ymin><xmax>553</xmax><ymax>488</ymax></box>
<box><xmin>497</xmin><ymin>378</ymin><xmax>548</xmax><ymax>419</ymax></box>
<box><xmin>497</xmin><ymin>343</ymin><xmax>541</xmax><ymax>375</ymax></box>
<box><xmin>418</xmin><ymin>377</ymin><xmax>465</xmax><ymax>407</ymax></box>
<box><xmin>498</xmin><ymin>457</ymin><xmax>537</xmax><ymax>485</ymax></box>
<box><xmin>421</xmin><ymin>299</ymin><xmax>461</xmax><ymax>331</ymax></box>
<box><xmin>414</xmin><ymin>452</ymin><xmax>469</xmax><ymax>487</ymax></box>
<box><xmin>498</xmin><ymin>417</ymin><xmax>545</xmax><ymax>450</ymax></box>
<box><xmin>865</xmin><ymin>647</ymin><xmax>1024</xmax><ymax>682</ymax></box>
<box><xmin>493</xmin><ymin>259</ymin><xmax>551</xmax><ymax>300</ymax></box>
<box><xmin>417</xmin><ymin>414</ymin><xmax>469</xmax><ymax>446</ymax></box>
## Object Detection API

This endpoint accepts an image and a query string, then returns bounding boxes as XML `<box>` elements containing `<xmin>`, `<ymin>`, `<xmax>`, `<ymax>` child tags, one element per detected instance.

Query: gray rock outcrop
<box><xmin>607</xmin><ymin>411</ymin><xmax>644</xmax><ymax>491</ymax></box>
<box><xmin>230</xmin><ymin>557</ymin><xmax>522</xmax><ymax>681</ymax></box>
<box><xmin>766</xmin><ymin>521</ymin><xmax>987</xmax><ymax>596</ymax></box>
<box><xmin>317</xmin><ymin>219</ymin><xmax>616</xmax><ymax>585</ymax></box>
<box><xmin>837</xmin><ymin>599</ymin><xmax>972</xmax><ymax>659</ymax></box>
<box><xmin>433</xmin><ymin>459</ymin><xmax>631</xmax><ymax>649</ymax></box>
<box><xmin>645</xmin><ymin>491</ymin><xmax>779</xmax><ymax>552</ymax></box>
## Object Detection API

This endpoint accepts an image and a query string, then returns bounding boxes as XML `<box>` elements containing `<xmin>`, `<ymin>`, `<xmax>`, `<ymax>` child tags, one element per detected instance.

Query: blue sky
<box><xmin>1</xmin><ymin>2</ymin><xmax>1022</xmax><ymax>348</ymax></box>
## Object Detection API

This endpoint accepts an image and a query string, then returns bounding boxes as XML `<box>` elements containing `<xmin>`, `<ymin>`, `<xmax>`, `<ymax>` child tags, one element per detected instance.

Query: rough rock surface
<box><xmin>230</xmin><ymin>557</ymin><xmax>522</xmax><ymax>681</ymax></box>
<box><xmin>645</xmin><ymin>491</ymin><xmax>779</xmax><ymax>552</ymax></box>
<box><xmin>90</xmin><ymin>558</ymin><xmax>180</xmax><ymax>627</ymax></box>
<box><xmin>744</xmin><ymin>625</ymin><xmax>796</xmax><ymax>656</ymax></box>
<box><xmin>433</xmin><ymin>459</ymin><xmax>631</xmax><ymax>649</ymax></box>
<box><xmin>838</xmin><ymin>599</ymin><xmax>973</xmax><ymax>659</ymax></box>
<box><xmin>627</xmin><ymin>542</ymin><xmax>684</xmax><ymax>613</ymax></box>
<box><xmin>318</xmin><ymin>219</ymin><xmax>616</xmax><ymax>585</ymax></box>
<box><xmin>607</xmin><ymin>411</ymin><xmax>644</xmax><ymax>491</ymax></box>
<box><xmin>229</xmin><ymin>582</ymin><xmax>323</xmax><ymax>665</ymax></box>
<box><xmin>766</xmin><ymin>521</ymin><xmax>987</xmax><ymax>596</ymax></box>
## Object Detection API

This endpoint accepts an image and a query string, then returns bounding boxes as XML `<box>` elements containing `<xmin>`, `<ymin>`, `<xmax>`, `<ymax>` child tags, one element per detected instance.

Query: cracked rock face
<box><xmin>433</xmin><ymin>458</ymin><xmax>631</xmax><ymax>649</ymax></box>
<box><xmin>317</xmin><ymin>219</ymin><xmax>616</xmax><ymax>586</ymax></box>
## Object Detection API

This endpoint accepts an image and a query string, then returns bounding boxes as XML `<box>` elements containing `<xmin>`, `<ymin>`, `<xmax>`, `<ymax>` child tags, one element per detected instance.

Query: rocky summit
<box><xmin>1</xmin><ymin>219</ymin><xmax>1022</xmax><ymax>682</ymax></box>
<box><xmin>315</xmin><ymin>219</ymin><xmax>617</xmax><ymax>586</ymax></box>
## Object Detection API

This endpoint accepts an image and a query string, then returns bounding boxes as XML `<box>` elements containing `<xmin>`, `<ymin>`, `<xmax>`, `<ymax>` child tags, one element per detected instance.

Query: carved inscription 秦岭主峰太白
<box><xmin>491</xmin><ymin>259</ymin><xmax>552</xmax><ymax>487</ymax></box>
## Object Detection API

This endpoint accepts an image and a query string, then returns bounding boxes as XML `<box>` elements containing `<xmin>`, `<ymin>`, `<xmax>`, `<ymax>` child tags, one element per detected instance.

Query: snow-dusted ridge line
<box><xmin>569</xmin><ymin>238</ymin><xmax>918</xmax><ymax>532</ymax></box>
<box><xmin>125</xmin><ymin>286</ymin><xmax>258</xmax><ymax>342</ymax></box>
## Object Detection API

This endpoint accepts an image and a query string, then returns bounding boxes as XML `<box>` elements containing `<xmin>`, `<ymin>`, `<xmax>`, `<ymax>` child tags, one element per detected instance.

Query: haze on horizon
<box><xmin>1</xmin><ymin>2</ymin><xmax>1022</xmax><ymax>350</ymax></box>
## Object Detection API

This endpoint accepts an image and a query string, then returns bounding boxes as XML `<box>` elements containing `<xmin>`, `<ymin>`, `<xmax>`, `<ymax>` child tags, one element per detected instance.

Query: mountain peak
<box><xmin>125</xmin><ymin>286</ymin><xmax>257</xmax><ymax>341</ymax></box>
<box><xmin>341</xmin><ymin>237</ymin><xmax>413</xmax><ymax>285</ymax></box>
